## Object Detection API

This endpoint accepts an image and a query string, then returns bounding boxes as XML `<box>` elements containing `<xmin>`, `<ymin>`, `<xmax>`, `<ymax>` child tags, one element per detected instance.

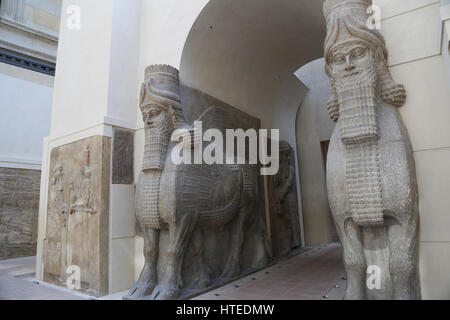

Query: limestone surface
<box><xmin>324</xmin><ymin>0</ymin><xmax>421</xmax><ymax>299</ymax></box>
<box><xmin>268</xmin><ymin>141</ymin><xmax>301</xmax><ymax>259</ymax></box>
<box><xmin>0</xmin><ymin>168</ymin><xmax>40</xmax><ymax>259</ymax></box>
<box><xmin>43</xmin><ymin>136</ymin><xmax>111</xmax><ymax>297</ymax></box>
<box><xmin>126</xmin><ymin>65</ymin><xmax>271</xmax><ymax>300</ymax></box>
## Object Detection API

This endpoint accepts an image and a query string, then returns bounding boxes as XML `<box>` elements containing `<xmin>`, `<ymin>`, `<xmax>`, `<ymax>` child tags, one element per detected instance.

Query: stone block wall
<box><xmin>0</xmin><ymin>167</ymin><xmax>40</xmax><ymax>259</ymax></box>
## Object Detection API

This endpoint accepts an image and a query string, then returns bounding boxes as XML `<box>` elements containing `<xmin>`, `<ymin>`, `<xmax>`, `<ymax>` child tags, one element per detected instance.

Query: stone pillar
<box><xmin>36</xmin><ymin>0</ymin><xmax>141</xmax><ymax>296</ymax></box>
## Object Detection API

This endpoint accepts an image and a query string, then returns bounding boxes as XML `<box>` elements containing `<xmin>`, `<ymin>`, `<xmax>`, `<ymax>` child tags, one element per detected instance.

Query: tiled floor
<box><xmin>0</xmin><ymin>243</ymin><xmax>346</xmax><ymax>300</ymax></box>
<box><xmin>193</xmin><ymin>242</ymin><xmax>346</xmax><ymax>300</ymax></box>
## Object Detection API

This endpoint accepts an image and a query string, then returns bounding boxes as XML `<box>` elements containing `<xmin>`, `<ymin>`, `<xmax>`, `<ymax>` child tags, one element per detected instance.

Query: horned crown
<box><xmin>145</xmin><ymin>64</ymin><xmax>179</xmax><ymax>81</ymax></box>
<box><xmin>140</xmin><ymin>64</ymin><xmax>181</xmax><ymax>113</ymax></box>
<box><xmin>323</xmin><ymin>0</ymin><xmax>371</xmax><ymax>19</ymax></box>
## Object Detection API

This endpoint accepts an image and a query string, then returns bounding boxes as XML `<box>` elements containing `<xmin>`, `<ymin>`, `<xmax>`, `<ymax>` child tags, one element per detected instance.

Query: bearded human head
<box><xmin>140</xmin><ymin>64</ymin><xmax>187</xmax><ymax>171</ymax></box>
<box><xmin>323</xmin><ymin>0</ymin><xmax>406</xmax><ymax>124</ymax></box>
<box><xmin>140</xmin><ymin>64</ymin><xmax>185</xmax><ymax>130</ymax></box>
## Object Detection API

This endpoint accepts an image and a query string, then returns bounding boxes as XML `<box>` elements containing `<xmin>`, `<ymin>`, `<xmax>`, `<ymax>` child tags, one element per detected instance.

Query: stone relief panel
<box><xmin>112</xmin><ymin>129</ymin><xmax>134</xmax><ymax>185</ymax></box>
<box><xmin>43</xmin><ymin>136</ymin><xmax>110</xmax><ymax>297</ymax></box>
<box><xmin>0</xmin><ymin>168</ymin><xmax>40</xmax><ymax>259</ymax></box>
<box><xmin>267</xmin><ymin>141</ymin><xmax>301</xmax><ymax>259</ymax></box>
<box><xmin>126</xmin><ymin>65</ymin><xmax>271</xmax><ymax>300</ymax></box>
<box><xmin>323</xmin><ymin>0</ymin><xmax>421</xmax><ymax>299</ymax></box>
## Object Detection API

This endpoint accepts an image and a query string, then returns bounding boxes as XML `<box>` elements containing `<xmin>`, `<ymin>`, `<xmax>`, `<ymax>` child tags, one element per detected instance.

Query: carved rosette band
<box><xmin>345</xmin><ymin>142</ymin><xmax>383</xmax><ymax>226</ymax></box>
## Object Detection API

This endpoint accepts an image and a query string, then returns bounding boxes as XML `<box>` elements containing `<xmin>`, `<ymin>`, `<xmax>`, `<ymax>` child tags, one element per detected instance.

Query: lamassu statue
<box><xmin>125</xmin><ymin>65</ymin><xmax>265</xmax><ymax>300</ymax></box>
<box><xmin>323</xmin><ymin>0</ymin><xmax>421</xmax><ymax>299</ymax></box>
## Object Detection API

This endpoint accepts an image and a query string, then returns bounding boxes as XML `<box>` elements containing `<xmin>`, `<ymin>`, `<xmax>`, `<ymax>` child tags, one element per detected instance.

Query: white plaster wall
<box><xmin>106</xmin><ymin>0</ymin><xmax>141</xmax><ymax>130</ymax></box>
<box><xmin>0</xmin><ymin>63</ymin><xmax>53</xmax><ymax>170</ymax></box>
<box><xmin>295</xmin><ymin>59</ymin><xmax>336</xmax><ymax>247</ymax></box>
<box><xmin>179</xmin><ymin>0</ymin><xmax>325</xmax><ymax>147</ymax></box>
<box><xmin>374</xmin><ymin>0</ymin><xmax>450</xmax><ymax>299</ymax></box>
<box><xmin>49</xmin><ymin>0</ymin><xmax>114</xmax><ymax>138</ymax></box>
<box><xmin>441</xmin><ymin>4</ymin><xmax>450</xmax><ymax>86</ymax></box>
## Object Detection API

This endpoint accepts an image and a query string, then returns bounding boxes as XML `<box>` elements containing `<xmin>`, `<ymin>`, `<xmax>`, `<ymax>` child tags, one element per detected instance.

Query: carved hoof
<box><xmin>146</xmin><ymin>284</ymin><xmax>180</xmax><ymax>300</ymax></box>
<box><xmin>122</xmin><ymin>281</ymin><xmax>156</xmax><ymax>300</ymax></box>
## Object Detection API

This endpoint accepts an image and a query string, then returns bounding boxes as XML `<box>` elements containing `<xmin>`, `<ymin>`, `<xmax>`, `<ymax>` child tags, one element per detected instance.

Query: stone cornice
<box><xmin>0</xmin><ymin>16</ymin><xmax>58</xmax><ymax>63</ymax></box>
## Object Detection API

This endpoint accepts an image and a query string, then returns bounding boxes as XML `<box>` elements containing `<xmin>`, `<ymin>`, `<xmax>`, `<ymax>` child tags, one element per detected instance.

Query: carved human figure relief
<box><xmin>323</xmin><ymin>0</ymin><xmax>421</xmax><ymax>299</ymax></box>
<box><xmin>50</xmin><ymin>162</ymin><xmax>68</xmax><ymax>223</ymax></box>
<box><xmin>44</xmin><ymin>136</ymin><xmax>109</xmax><ymax>296</ymax></box>
<box><xmin>45</xmin><ymin>162</ymin><xmax>68</xmax><ymax>277</ymax></box>
<box><xmin>125</xmin><ymin>65</ymin><xmax>265</xmax><ymax>300</ymax></box>
<box><xmin>269</xmin><ymin>141</ymin><xmax>301</xmax><ymax>258</ymax></box>
<box><xmin>69</xmin><ymin>146</ymin><xmax>96</xmax><ymax>215</ymax></box>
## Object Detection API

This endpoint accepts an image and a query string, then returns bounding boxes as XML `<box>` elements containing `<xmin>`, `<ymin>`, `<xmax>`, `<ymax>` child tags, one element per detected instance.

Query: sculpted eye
<box><xmin>333</xmin><ymin>54</ymin><xmax>346</xmax><ymax>65</ymax></box>
<box><xmin>149</xmin><ymin>109</ymin><xmax>161</xmax><ymax>118</ymax></box>
<box><xmin>351</xmin><ymin>47</ymin><xmax>367</xmax><ymax>59</ymax></box>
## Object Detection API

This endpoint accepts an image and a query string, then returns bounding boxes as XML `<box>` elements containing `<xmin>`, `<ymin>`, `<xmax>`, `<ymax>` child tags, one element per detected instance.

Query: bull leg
<box><xmin>361</xmin><ymin>226</ymin><xmax>393</xmax><ymax>300</ymax></box>
<box><xmin>335</xmin><ymin>216</ymin><xmax>367</xmax><ymax>300</ymax></box>
<box><xmin>149</xmin><ymin>213</ymin><xmax>199</xmax><ymax>300</ymax></box>
<box><xmin>220</xmin><ymin>208</ymin><xmax>248</xmax><ymax>280</ymax></box>
<box><xmin>124</xmin><ymin>224</ymin><xmax>159</xmax><ymax>300</ymax></box>
<box><xmin>192</xmin><ymin>227</ymin><xmax>211</xmax><ymax>289</ymax></box>
<box><xmin>387</xmin><ymin>213</ymin><xmax>421</xmax><ymax>300</ymax></box>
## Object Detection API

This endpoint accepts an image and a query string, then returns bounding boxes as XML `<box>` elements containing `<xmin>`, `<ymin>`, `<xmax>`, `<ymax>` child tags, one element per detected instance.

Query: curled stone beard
<box><xmin>142</xmin><ymin>114</ymin><xmax>173</xmax><ymax>171</ymax></box>
<box><xmin>334</xmin><ymin>60</ymin><xmax>379</xmax><ymax>145</ymax></box>
<box><xmin>334</xmin><ymin>59</ymin><xmax>385</xmax><ymax>227</ymax></box>
<box><xmin>140</xmin><ymin>114</ymin><xmax>174</xmax><ymax>230</ymax></box>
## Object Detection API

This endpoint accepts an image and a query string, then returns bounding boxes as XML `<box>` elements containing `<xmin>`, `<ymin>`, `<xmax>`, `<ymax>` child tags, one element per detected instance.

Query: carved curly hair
<box><xmin>324</xmin><ymin>7</ymin><xmax>406</xmax><ymax>122</ymax></box>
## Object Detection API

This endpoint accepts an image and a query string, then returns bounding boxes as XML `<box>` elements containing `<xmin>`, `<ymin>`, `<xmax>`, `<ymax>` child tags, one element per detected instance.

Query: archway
<box><xmin>179</xmin><ymin>0</ymin><xmax>329</xmax><ymax>247</ymax></box>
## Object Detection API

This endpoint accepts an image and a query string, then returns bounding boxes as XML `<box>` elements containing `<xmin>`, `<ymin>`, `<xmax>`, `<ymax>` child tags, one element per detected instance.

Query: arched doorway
<box><xmin>179</xmin><ymin>0</ymin><xmax>332</xmax><ymax>247</ymax></box>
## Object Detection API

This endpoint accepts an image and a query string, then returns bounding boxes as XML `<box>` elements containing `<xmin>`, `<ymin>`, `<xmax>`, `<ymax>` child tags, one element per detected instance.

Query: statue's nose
<box><xmin>345</xmin><ymin>56</ymin><xmax>355</xmax><ymax>72</ymax></box>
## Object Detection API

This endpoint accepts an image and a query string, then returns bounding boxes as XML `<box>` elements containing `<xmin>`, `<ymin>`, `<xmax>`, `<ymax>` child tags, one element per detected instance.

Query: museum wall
<box><xmin>0</xmin><ymin>64</ymin><xmax>53</xmax><ymax>170</ymax></box>
<box><xmin>0</xmin><ymin>64</ymin><xmax>53</xmax><ymax>259</ymax></box>
<box><xmin>295</xmin><ymin>59</ymin><xmax>336</xmax><ymax>247</ymax></box>
<box><xmin>374</xmin><ymin>0</ymin><xmax>450</xmax><ymax>299</ymax></box>
<box><xmin>0</xmin><ymin>0</ymin><xmax>59</xmax><ymax>260</ymax></box>
<box><xmin>49</xmin><ymin>0</ymin><xmax>115</xmax><ymax>138</ymax></box>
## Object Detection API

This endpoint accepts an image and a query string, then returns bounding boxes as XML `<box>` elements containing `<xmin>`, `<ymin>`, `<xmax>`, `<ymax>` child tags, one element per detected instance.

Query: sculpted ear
<box><xmin>327</xmin><ymin>79</ymin><xmax>339</xmax><ymax>122</ymax></box>
<box><xmin>375</xmin><ymin>47</ymin><xmax>407</xmax><ymax>107</ymax></box>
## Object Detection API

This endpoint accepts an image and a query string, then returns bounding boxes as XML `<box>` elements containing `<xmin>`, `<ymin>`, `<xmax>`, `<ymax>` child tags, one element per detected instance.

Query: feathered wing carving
<box><xmin>179</xmin><ymin>164</ymin><xmax>243</xmax><ymax>227</ymax></box>
<box><xmin>176</xmin><ymin>106</ymin><xmax>260</xmax><ymax>227</ymax></box>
